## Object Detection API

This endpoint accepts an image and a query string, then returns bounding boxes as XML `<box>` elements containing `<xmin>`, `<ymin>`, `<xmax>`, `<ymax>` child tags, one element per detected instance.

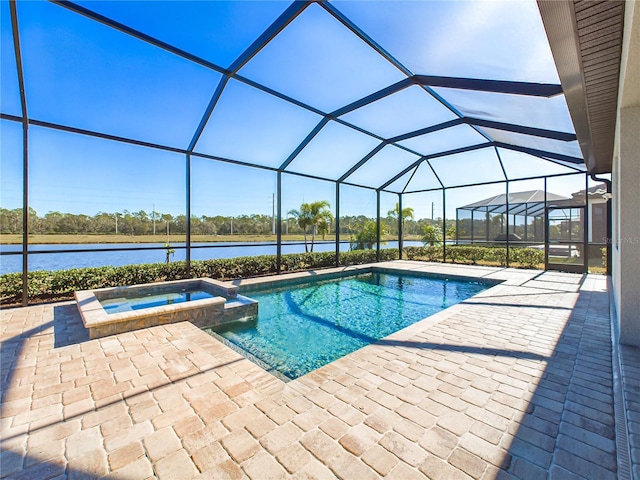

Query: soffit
<box><xmin>538</xmin><ymin>0</ymin><xmax>625</xmax><ymax>174</ymax></box>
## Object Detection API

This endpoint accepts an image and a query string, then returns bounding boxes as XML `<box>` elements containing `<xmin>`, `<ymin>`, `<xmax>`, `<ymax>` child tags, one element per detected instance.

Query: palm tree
<box><xmin>388</xmin><ymin>202</ymin><xmax>414</xmax><ymax>239</ymax></box>
<box><xmin>288</xmin><ymin>207</ymin><xmax>312</xmax><ymax>252</ymax></box>
<box><xmin>288</xmin><ymin>200</ymin><xmax>333</xmax><ymax>252</ymax></box>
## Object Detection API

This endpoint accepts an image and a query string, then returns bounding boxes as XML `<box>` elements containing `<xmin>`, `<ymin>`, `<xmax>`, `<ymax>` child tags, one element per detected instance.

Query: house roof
<box><xmin>458</xmin><ymin>190</ymin><xmax>572</xmax><ymax>217</ymax></box>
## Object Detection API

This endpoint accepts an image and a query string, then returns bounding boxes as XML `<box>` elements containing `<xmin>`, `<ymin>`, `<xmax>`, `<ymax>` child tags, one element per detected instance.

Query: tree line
<box><xmin>0</xmin><ymin>206</ymin><xmax>445</xmax><ymax>238</ymax></box>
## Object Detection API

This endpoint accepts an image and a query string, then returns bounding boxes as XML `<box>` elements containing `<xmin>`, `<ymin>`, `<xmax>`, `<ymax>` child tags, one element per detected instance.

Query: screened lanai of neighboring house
<box><xmin>455</xmin><ymin>190</ymin><xmax>570</xmax><ymax>245</ymax></box>
<box><xmin>0</xmin><ymin>0</ymin><xmax>620</xmax><ymax>304</ymax></box>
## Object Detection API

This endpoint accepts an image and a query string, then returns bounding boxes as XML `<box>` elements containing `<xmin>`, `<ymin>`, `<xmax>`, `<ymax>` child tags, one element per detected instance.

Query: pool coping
<box><xmin>231</xmin><ymin>262</ymin><xmax>504</xmax><ymax>293</ymax></box>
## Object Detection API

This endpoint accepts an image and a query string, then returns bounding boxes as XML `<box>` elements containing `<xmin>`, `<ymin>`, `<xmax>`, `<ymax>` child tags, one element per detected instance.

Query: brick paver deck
<box><xmin>0</xmin><ymin>262</ymin><xmax>623</xmax><ymax>479</ymax></box>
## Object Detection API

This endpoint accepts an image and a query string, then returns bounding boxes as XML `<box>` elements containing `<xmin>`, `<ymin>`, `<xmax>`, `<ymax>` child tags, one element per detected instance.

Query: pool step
<box><xmin>223</xmin><ymin>295</ymin><xmax>258</xmax><ymax>324</ymax></box>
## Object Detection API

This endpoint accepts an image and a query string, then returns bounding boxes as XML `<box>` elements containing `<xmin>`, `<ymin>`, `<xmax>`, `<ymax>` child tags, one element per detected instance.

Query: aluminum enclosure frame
<box><xmin>2</xmin><ymin>0</ymin><xmax>610</xmax><ymax>305</ymax></box>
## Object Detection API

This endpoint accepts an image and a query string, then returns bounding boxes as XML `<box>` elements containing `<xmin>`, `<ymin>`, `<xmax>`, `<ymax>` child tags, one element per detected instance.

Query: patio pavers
<box><xmin>0</xmin><ymin>263</ymin><xmax>621</xmax><ymax>479</ymax></box>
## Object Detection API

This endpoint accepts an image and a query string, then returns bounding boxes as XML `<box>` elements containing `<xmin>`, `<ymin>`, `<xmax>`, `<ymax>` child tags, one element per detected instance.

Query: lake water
<box><xmin>0</xmin><ymin>241</ymin><xmax>423</xmax><ymax>274</ymax></box>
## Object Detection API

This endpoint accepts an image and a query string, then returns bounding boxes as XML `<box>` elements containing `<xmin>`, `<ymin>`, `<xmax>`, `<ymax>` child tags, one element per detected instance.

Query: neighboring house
<box><xmin>455</xmin><ymin>190</ymin><xmax>571</xmax><ymax>244</ymax></box>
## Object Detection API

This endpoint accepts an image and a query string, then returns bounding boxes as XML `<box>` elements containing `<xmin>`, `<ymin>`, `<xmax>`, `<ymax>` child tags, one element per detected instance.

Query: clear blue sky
<box><xmin>1</xmin><ymin>0</ymin><xmax>587</xmax><ymax>220</ymax></box>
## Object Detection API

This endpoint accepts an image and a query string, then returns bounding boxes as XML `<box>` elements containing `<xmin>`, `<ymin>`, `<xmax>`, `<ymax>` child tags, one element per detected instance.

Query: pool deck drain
<box><xmin>0</xmin><ymin>261</ymin><xmax>631</xmax><ymax>479</ymax></box>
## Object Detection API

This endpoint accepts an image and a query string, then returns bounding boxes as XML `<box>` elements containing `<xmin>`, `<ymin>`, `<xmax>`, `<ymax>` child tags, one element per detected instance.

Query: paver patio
<box><xmin>0</xmin><ymin>262</ymin><xmax>630</xmax><ymax>479</ymax></box>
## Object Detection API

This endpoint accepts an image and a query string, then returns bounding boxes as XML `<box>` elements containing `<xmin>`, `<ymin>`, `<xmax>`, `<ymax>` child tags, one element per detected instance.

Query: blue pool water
<box><xmin>101</xmin><ymin>289</ymin><xmax>215</xmax><ymax>314</ymax></box>
<box><xmin>209</xmin><ymin>272</ymin><xmax>489</xmax><ymax>380</ymax></box>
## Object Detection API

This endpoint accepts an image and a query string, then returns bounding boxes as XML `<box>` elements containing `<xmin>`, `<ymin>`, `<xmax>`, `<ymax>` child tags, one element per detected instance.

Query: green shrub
<box><xmin>403</xmin><ymin>246</ymin><xmax>425</xmax><ymax>260</ymax></box>
<box><xmin>446</xmin><ymin>246</ymin><xmax>462</xmax><ymax>264</ymax></box>
<box><xmin>464</xmin><ymin>246</ymin><xmax>486</xmax><ymax>265</ymax></box>
<box><xmin>510</xmin><ymin>248</ymin><xmax>544</xmax><ymax>269</ymax></box>
<box><xmin>424</xmin><ymin>246</ymin><xmax>443</xmax><ymax>262</ymax></box>
<box><xmin>443</xmin><ymin>246</ymin><xmax>485</xmax><ymax>265</ymax></box>
<box><xmin>485</xmin><ymin>247</ymin><xmax>508</xmax><ymax>267</ymax></box>
<box><xmin>404</xmin><ymin>246</ymin><xmax>444</xmax><ymax>262</ymax></box>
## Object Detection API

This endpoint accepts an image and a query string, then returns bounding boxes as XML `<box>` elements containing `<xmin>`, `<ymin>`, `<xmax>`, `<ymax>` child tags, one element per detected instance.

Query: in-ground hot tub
<box><xmin>75</xmin><ymin>278</ymin><xmax>257</xmax><ymax>339</ymax></box>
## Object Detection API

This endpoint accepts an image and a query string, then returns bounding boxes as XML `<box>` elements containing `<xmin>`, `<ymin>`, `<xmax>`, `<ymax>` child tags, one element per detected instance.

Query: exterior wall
<box><xmin>612</xmin><ymin>1</ymin><xmax>640</xmax><ymax>347</ymax></box>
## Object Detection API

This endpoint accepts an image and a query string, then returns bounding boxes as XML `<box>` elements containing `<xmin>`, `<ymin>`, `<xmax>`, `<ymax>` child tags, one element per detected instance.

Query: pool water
<box><xmin>101</xmin><ymin>289</ymin><xmax>216</xmax><ymax>314</ymax></box>
<box><xmin>208</xmin><ymin>272</ymin><xmax>489</xmax><ymax>380</ymax></box>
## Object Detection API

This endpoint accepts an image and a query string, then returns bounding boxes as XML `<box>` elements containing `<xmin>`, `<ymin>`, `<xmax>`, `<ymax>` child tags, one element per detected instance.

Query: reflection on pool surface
<box><xmin>207</xmin><ymin>272</ymin><xmax>489</xmax><ymax>380</ymax></box>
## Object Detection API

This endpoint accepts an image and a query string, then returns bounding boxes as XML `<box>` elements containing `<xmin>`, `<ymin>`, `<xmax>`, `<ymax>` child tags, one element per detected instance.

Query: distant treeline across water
<box><xmin>0</xmin><ymin>208</ymin><xmax>442</xmax><ymax>237</ymax></box>
<box><xmin>0</xmin><ymin>240</ymin><xmax>422</xmax><ymax>275</ymax></box>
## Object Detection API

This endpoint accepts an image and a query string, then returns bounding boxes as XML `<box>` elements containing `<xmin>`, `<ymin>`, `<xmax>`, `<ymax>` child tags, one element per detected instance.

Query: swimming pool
<box><xmin>207</xmin><ymin>271</ymin><xmax>490</xmax><ymax>380</ymax></box>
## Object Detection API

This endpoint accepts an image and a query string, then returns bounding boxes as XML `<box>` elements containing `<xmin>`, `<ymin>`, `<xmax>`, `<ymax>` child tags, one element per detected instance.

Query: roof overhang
<box><xmin>537</xmin><ymin>0</ymin><xmax>625</xmax><ymax>174</ymax></box>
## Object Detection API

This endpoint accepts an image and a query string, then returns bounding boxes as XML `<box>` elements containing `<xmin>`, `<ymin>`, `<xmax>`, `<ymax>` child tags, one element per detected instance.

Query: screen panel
<box><xmin>340</xmin><ymin>184</ymin><xmax>378</xmax><ymax>253</ymax></box>
<box><xmin>433</xmin><ymin>88</ymin><xmax>575</xmax><ymax>133</ymax></box>
<box><xmin>448</xmin><ymin>183</ymin><xmax>507</xmax><ymax>247</ymax></box>
<box><xmin>73</xmin><ymin>1</ymin><xmax>291</xmax><ymax>68</ymax></box>
<box><xmin>281</xmin><ymin>173</ymin><xmax>336</xmax><ymax>256</ymax></box>
<box><xmin>333</xmin><ymin>0</ymin><xmax>560</xmax><ymax>83</ymax></box>
<box><xmin>483</xmin><ymin>128</ymin><xmax>583</xmax><ymax>160</ymax></box>
<box><xmin>379</xmin><ymin>191</ymin><xmax>400</xmax><ymax>258</ymax></box>
<box><xmin>191</xmin><ymin>158</ymin><xmax>277</xmax><ymax>241</ymax></box>
<box><xmin>1</xmin><ymin>0</ymin><xmax>21</xmax><ymax>116</ymax></box>
<box><xmin>507</xmin><ymin>178</ymin><xmax>546</xmax><ymax>248</ymax></box>
<box><xmin>20</xmin><ymin>1</ymin><xmax>222</xmax><ymax>148</ymax></box>
<box><xmin>429</xmin><ymin>147</ymin><xmax>506</xmax><ymax>187</ymax></box>
<box><xmin>403</xmin><ymin>190</ymin><xmax>445</xmax><ymax>249</ymax></box>
<box><xmin>403</xmin><ymin>162</ymin><xmax>444</xmax><ymax>193</ymax></box>
<box><xmin>344</xmin><ymin>145</ymin><xmax>420</xmax><ymax>189</ymax></box>
<box><xmin>383</xmin><ymin>168</ymin><xmax>417</xmax><ymax>194</ymax></box>
<box><xmin>0</xmin><ymin>120</ymin><xmax>23</xmax><ymax>275</ymax></box>
<box><xmin>195</xmin><ymin>80</ymin><xmax>321</xmax><ymax>168</ymax></box>
<box><xmin>397</xmin><ymin>124</ymin><xmax>487</xmax><ymax>157</ymax></box>
<box><xmin>498</xmin><ymin>148</ymin><xmax>579</xmax><ymax>180</ymax></box>
<box><xmin>339</xmin><ymin>86</ymin><xmax>457</xmax><ymax>139</ymax></box>
<box><xmin>28</xmin><ymin>126</ymin><xmax>186</xmax><ymax>243</ymax></box>
<box><xmin>239</xmin><ymin>4</ymin><xmax>406</xmax><ymax>112</ymax></box>
<box><xmin>286</xmin><ymin>121</ymin><xmax>380</xmax><ymax>180</ymax></box>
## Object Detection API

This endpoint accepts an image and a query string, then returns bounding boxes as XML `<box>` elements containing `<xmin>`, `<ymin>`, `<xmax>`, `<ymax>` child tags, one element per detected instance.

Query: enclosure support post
<box><xmin>470</xmin><ymin>210</ymin><xmax>474</xmax><ymax>244</ymax></box>
<box><xmin>11</xmin><ymin>1</ymin><xmax>29</xmax><ymax>307</ymax></box>
<box><xmin>505</xmin><ymin>180</ymin><xmax>510</xmax><ymax>267</ymax></box>
<box><xmin>20</xmin><ymin>120</ymin><xmax>28</xmax><ymax>307</ymax></box>
<box><xmin>455</xmin><ymin>209</ymin><xmax>459</xmax><ymax>245</ymax></box>
<box><xmin>442</xmin><ymin>189</ymin><xmax>447</xmax><ymax>263</ymax></box>
<box><xmin>486</xmin><ymin>209</ymin><xmax>490</xmax><ymax>242</ymax></box>
<box><xmin>591</xmin><ymin>173</ymin><xmax>612</xmax><ymax>275</ymax></box>
<box><xmin>186</xmin><ymin>154</ymin><xmax>191</xmax><ymax>278</ymax></box>
<box><xmin>398</xmin><ymin>194</ymin><xmax>403</xmax><ymax>259</ymax></box>
<box><xmin>335</xmin><ymin>182</ymin><xmax>340</xmax><ymax>267</ymax></box>
<box><xmin>376</xmin><ymin>190</ymin><xmax>381</xmax><ymax>262</ymax></box>
<box><xmin>544</xmin><ymin>177</ymin><xmax>549</xmax><ymax>268</ymax></box>
<box><xmin>277</xmin><ymin>172</ymin><xmax>282</xmax><ymax>273</ymax></box>
<box><xmin>584</xmin><ymin>172</ymin><xmax>589</xmax><ymax>272</ymax></box>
